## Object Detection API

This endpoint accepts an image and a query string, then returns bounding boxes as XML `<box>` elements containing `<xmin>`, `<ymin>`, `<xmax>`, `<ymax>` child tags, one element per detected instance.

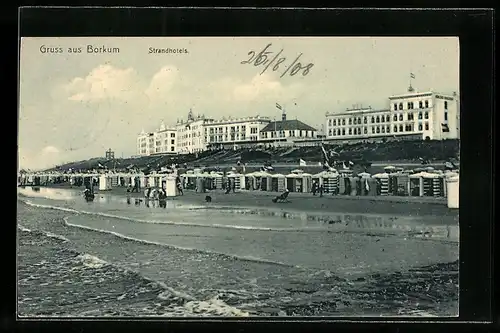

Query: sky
<box><xmin>18</xmin><ymin>37</ymin><xmax>459</xmax><ymax>170</ymax></box>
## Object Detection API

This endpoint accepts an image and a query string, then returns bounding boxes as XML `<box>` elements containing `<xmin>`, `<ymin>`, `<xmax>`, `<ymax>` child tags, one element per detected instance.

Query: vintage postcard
<box><xmin>17</xmin><ymin>37</ymin><xmax>459</xmax><ymax>318</ymax></box>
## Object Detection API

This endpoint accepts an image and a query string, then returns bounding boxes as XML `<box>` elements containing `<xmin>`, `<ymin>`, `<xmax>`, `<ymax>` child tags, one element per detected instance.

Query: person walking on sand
<box><xmin>176</xmin><ymin>178</ymin><xmax>184</xmax><ymax>196</ymax></box>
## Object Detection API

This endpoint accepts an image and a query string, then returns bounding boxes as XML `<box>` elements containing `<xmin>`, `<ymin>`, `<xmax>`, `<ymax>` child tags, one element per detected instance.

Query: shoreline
<box><xmin>21</xmin><ymin>183</ymin><xmax>459</xmax><ymax>224</ymax></box>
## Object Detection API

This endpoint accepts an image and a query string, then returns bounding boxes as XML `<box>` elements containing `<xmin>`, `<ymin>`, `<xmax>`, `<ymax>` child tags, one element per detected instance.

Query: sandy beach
<box><xmin>36</xmin><ymin>182</ymin><xmax>458</xmax><ymax>225</ymax></box>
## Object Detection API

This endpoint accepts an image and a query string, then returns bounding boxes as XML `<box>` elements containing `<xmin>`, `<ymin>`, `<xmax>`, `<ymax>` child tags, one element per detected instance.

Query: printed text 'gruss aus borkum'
<box><xmin>39</xmin><ymin>45</ymin><xmax>121</xmax><ymax>54</ymax></box>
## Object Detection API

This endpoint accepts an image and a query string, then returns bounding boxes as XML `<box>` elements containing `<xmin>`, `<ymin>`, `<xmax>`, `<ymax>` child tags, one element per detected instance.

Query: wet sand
<box><xmin>39</xmin><ymin>183</ymin><xmax>458</xmax><ymax>224</ymax></box>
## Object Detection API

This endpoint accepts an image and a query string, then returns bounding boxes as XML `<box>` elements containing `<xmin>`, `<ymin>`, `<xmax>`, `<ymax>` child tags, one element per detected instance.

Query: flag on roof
<box><xmin>275</xmin><ymin>103</ymin><xmax>282</xmax><ymax>110</ymax></box>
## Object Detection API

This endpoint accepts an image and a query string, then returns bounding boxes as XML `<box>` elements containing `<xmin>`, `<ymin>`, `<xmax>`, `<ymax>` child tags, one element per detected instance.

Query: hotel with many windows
<box><xmin>136</xmin><ymin>110</ymin><xmax>319</xmax><ymax>156</ymax></box>
<box><xmin>324</xmin><ymin>87</ymin><xmax>459</xmax><ymax>142</ymax></box>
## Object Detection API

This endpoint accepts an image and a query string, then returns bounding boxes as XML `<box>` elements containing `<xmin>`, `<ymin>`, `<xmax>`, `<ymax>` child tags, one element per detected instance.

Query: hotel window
<box><xmin>394</xmin><ymin>126</ymin><xmax>398</xmax><ymax>133</ymax></box>
<box><xmin>418</xmin><ymin>124</ymin><xmax>423</xmax><ymax>131</ymax></box>
<box><xmin>328</xmin><ymin>129</ymin><xmax>332</xmax><ymax>136</ymax></box>
<box><xmin>364</xmin><ymin>128</ymin><xmax>367</xmax><ymax>134</ymax></box>
<box><xmin>380</xmin><ymin>116</ymin><xmax>384</xmax><ymax>123</ymax></box>
<box><xmin>372</xmin><ymin>127</ymin><xmax>375</xmax><ymax>134</ymax></box>
<box><xmin>357</xmin><ymin>117</ymin><xmax>361</xmax><ymax>124</ymax></box>
<box><xmin>371</xmin><ymin>116</ymin><xmax>375</xmax><ymax>123</ymax></box>
<box><xmin>425</xmin><ymin>100</ymin><xmax>429</xmax><ymax>108</ymax></box>
<box><xmin>444</xmin><ymin>101</ymin><xmax>448</xmax><ymax>110</ymax></box>
<box><xmin>332</xmin><ymin>130</ymin><xmax>336</xmax><ymax>136</ymax></box>
<box><xmin>342</xmin><ymin>119</ymin><xmax>345</xmax><ymax>125</ymax></box>
<box><xmin>171</xmin><ymin>147</ymin><xmax>175</xmax><ymax>152</ymax></box>
<box><xmin>407</xmin><ymin>113</ymin><xmax>413</xmax><ymax>121</ymax></box>
<box><xmin>289</xmin><ymin>130</ymin><xmax>293</xmax><ymax>136</ymax></box>
<box><xmin>329</xmin><ymin>119</ymin><xmax>332</xmax><ymax>126</ymax></box>
<box><xmin>386</xmin><ymin>126</ymin><xmax>390</xmax><ymax>133</ymax></box>
<box><xmin>424</xmin><ymin>111</ymin><xmax>429</xmax><ymax>119</ymax></box>
<box><xmin>418</xmin><ymin>112</ymin><xmax>423</xmax><ymax>120</ymax></box>
<box><xmin>393</xmin><ymin>114</ymin><xmax>398</xmax><ymax>121</ymax></box>
<box><xmin>381</xmin><ymin>127</ymin><xmax>385</xmax><ymax>133</ymax></box>
<box><xmin>333</xmin><ymin>119</ymin><xmax>336</xmax><ymax>126</ymax></box>
<box><xmin>394</xmin><ymin>103</ymin><xmax>398</xmax><ymax>110</ymax></box>
<box><xmin>444</xmin><ymin>112</ymin><xmax>448</xmax><ymax>121</ymax></box>
<box><xmin>349</xmin><ymin>118</ymin><xmax>352</xmax><ymax>125</ymax></box>
<box><xmin>171</xmin><ymin>133</ymin><xmax>175</xmax><ymax>137</ymax></box>
<box><xmin>419</xmin><ymin>101</ymin><xmax>423</xmax><ymax>108</ymax></box>
<box><xmin>425</xmin><ymin>123</ymin><xmax>429</xmax><ymax>130</ymax></box>
<box><xmin>337</xmin><ymin>129</ymin><xmax>341</xmax><ymax>135</ymax></box>
<box><xmin>364</xmin><ymin>117</ymin><xmax>367</xmax><ymax>124</ymax></box>
<box><xmin>353</xmin><ymin>118</ymin><xmax>357</xmax><ymax>125</ymax></box>
<box><xmin>342</xmin><ymin>129</ymin><xmax>345</xmax><ymax>135</ymax></box>
<box><xmin>385</xmin><ymin>115</ymin><xmax>389</xmax><ymax>122</ymax></box>
<box><xmin>171</xmin><ymin>139</ymin><xmax>175</xmax><ymax>144</ymax></box>
<box><xmin>399</xmin><ymin>125</ymin><xmax>403</xmax><ymax>132</ymax></box>
<box><xmin>376</xmin><ymin>127</ymin><xmax>380</xmax><ymax>134</ymax></box>
<box><xmin>399</xmin><ymin>114</ymin><xmax>403</xmax><ymax>121</ymax></box>
<box><xmin>358</xmin><ymin>127</ymin><xmax>362</xmax><ymax>134</ymax></box>
<box><xmin>376</xmin><ymin>116</ymin><xmax>380</xmax><ymax>123</ymax></box>
<box><xmin>399</xmin><ymin>103</ymin><xmax>403</xmax><ymax>110</ymax></box>
<box><xmin>349</xmin><ymin>128</ymin><xmax>352</xmax><ymax>135</ymax></box>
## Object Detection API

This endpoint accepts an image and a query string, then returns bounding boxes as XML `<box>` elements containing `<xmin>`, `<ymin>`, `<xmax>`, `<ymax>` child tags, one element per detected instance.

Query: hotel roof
<box><xmin>261</xmin><ymin>119</ymin><xmax>317</xmax><ymax>132</ymax></box>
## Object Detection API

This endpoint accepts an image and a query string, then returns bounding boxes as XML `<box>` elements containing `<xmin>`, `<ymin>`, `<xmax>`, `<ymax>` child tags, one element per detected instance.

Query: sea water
<box><xmin>17</xmin><ymin>187</ymin><xmax>459</xmax><ymax>317</ymax></box>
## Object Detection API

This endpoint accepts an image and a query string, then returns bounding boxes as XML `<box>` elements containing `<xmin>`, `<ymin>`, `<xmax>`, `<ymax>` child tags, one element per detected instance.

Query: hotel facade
<box><xmin>136</xmin><ymin>110</ymin><xmax>319</xmax><ymax>156</ymax></box>
<box><xmin>324</xmin><ymin>89</ymin><xmax>460</xmax><ymax>142</ymax></box>
<box><xmin>136</xmin><ymin>88</ymin><xmax>459</xmax><ymax>156</ymax></box>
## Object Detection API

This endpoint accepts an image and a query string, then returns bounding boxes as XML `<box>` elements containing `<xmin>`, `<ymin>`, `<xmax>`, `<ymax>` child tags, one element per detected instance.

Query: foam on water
<box><xmin>18</xmin><ymin>227</ymin><xmax>251</xmax><ymax>317</ymax></box>
<box><xmin>18</xmin><ymin>224</ymin><xmax>70</xmax><ymax>243</ymax></box>
<box><xmin>62</xmin><ymin>216</ymin><xmax>297</xmax><ymax>268</ymax></box>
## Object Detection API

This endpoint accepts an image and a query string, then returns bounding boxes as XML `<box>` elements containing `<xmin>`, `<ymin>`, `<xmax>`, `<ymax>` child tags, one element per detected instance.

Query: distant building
<box><xmin>136</xmin><ymin>121</ymin><xmax>177</xmax><ymax>156</ymax></box>
<box><xmin>324</xmin><ymin>88</ymin><xmax>460</xmax><ymax>142</ymax></box>
<box><xmin>136</xmin><ymin>109</ymin><xmax>319</xmax><ymax>155</ymax></box>
<box><xmin>175</xmin><ymin>109</ymin><xmax>212</xmax><ymax>155</ymax></box>
<box><xmin>105</xmin><ymin>148</ymin><xmax>115</xmax><ymax>159</ymax></box>
<box><xmin>205</xmin><ymin>115</ymin><xmax>271</xmax><ymax>149</ymax></box>
<box><xmin>136</xmin><ymin>130</ymin><xmax>155</xmax><ymax>156</ymax></box>
<box><xmin>260</xmin><ymin>112</ymin><xmax>318</xmax><ymax>144</ymax></box>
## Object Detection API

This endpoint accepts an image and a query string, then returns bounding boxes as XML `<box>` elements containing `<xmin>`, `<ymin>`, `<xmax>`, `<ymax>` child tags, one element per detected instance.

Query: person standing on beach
<box><xmin>312</xmin><ymin>181</ymin><xmax>318</xmax><ymax>196</ymax></box>
<box><xmin>176</xmin><ymin>176</ymin><xmax>184</xmax><ymax>195</ymax></box>
<box><xmin>319</xmin><ymin>184</ymin><xmax>324</xmax><ymax>197</ymax></box>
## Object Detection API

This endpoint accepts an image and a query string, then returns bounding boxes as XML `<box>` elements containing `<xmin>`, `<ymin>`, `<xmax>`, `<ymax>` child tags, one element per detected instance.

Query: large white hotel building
<box><xmin>137</xmin><ymin>87</ymin><xmax>460</xmax><ymax>156</ymax></box>
<box><xmin>324</xmin><ymin>87</ymin><xmax>460</xmax><ymax>142</ymax></box>
<box><xmin>137</xmin><ymin>109</ymin><xmax>319</xmax><ymax>156</ymax></box>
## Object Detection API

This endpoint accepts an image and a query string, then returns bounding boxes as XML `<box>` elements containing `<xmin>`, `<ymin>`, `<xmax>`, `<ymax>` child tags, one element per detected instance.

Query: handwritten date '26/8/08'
<box><xmin>241</xmin><ymin>43</ymin><xmax>314</xmax><ymax>78</ymax></box>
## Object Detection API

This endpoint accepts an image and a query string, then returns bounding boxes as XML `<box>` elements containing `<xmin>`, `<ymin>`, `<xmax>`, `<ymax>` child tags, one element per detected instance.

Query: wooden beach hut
<box><xmin>210</xmin><ymin>172</ymin><xmax>223</xmax><ymax>189</ymax></box>
<box><xmin>409</xmin><ymin>171</ymin><xmax>441</xmax><ymax>196</ymax></box>
<box><xmin>244</xmin><ymin>171</ymin><xmax>258</xmax><ymax>190</ymax></box>
<box><xmin>259</xmin><ymin>171</ymin><xmax>272</xmax><ymax>191</ymax></box>
<box><xmin>372</xmin><ymin>172</ymin><xmax>390</xmax><ymax>195</ymax></box>
<box><xmin>445</xmin><ymin>173</ymin><xmax>459</xmax><ymax>208</ymax></box>
<box><xmin>321</xmin><ymin>171</ymin><xmax>339</xmax><ymax>194</ymax></box>
<box><xmin>300</xmin><ymin>172</ymin><xmax>313</xmax><ymax>193</ymax></box>
<box><xmin>357</xmin><ymin>172</ymin><xmax>371</xmax><ymax>196</ymax></box>
<box><xmin>99</xmin><ymin>174</ymin><xmax>112</xmax><ymax>191</ymax></box>
<box><xmin>227</xmin><ymin>172</ymin><xmax>244</xmax><ymax>191</ymax></box>
<box><xmin>271</xmin><ymin>173</ymin><xmax>286</xmax><ymax>192</ymax></box>
<box><xmin>285</xmin><ymin>172</ymin><xmax>301</xmax><ymax>192</ymax></box>
<box><xmin>389</xmin><ymin>172</ymin><xmax>410</xmax><ymax>196</ymax></box>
